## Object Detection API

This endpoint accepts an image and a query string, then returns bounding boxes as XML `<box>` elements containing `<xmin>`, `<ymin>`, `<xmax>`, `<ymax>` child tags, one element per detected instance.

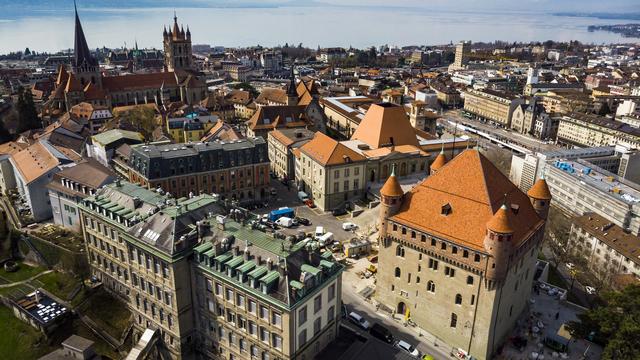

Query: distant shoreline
<box><xmin>553</xmin><ymin>12</ymin><xmax>640</xmax><ymax>21</ymax></box>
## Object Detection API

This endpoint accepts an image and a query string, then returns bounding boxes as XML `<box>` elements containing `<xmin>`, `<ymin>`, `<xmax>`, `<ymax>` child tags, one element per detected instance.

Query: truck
<box><xmin>269</xmin><ymin>207</ymin><xmax>295</xmax><ymax>222</ymax></box>
<box><xmin>275</xmin><ymin>217</ymin><xmax>294</xmax><ymax>228</ymax></box>
<box><xmin>316</xmin><ymin>232</ymin><xmax>334</xmax><ymax>247</ymax></box>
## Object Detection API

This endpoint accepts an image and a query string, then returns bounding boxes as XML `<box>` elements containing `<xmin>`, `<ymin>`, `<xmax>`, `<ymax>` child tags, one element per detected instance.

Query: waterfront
<box><xmin>0</xmin><ymin>5</ymin><xmax>638</xmax><ymax>53</ymax></box>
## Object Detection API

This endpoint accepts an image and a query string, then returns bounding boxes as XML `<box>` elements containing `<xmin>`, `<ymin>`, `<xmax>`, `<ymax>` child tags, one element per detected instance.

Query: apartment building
<box><xmin>80</xmin><ymin>181</ymin><xmax>344</xmax><ymax>360</ymax></box>
<box><xmin>376</xmin><ymin>150</ymin><xmax>550</xmax><ymax>360</ymax></box>
<box><xmin>556</xmin><ymin>113</ymin><xmax>640</xmax><ymax>149</ymax></box>
<box><xmin>267</xmin><ymin>128</ymin><xmax>315</xmax><ymax>181</ymax></box>
<box><xmin>192</xmin><ymin>218</ymin><xmax>344</xmax><ymax>360</ymax></box>
<box><xmin>543</xmin><ymin>159</ymin><xmax>640</xmax><ymax>236</ymax></box>
<box><xmin>126</xmin><ymin>138</ymin><xmax>270</xmax><ymax>203</ymax></box>
<box><xmin>463</xmin><ymin>89</ymin><xmax>523</xmax><ymax>127</ymax></box>
<box><xmin>569</xmin><ymin>213</ymin><xmax>640</xmax><ymax>283</ymax></box>
<box><xmin>80</xmin><ymin>182</ymin><xmax>223</xmax><ymax>359</ymax></box>
<box><xmin>47</xmin><ymin>160</ymin><xmax>116</xmax><ymax>231</ymax></box>
<box><xmin>166</xmin><ymin>115</ymin><xmax>218</xmax><ymax>143</ymax></box>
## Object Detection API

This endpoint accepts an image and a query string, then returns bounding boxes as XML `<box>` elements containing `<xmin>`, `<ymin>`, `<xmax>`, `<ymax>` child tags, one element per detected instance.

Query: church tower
<box><xmin>72</xmin><ymin>1</ymin><xmax>101</xmax><ymax>88</ymax></box>
<box><xmin>378</xmin><ymin>166</ymin><xmax>404</xmax><ymax>246</ymax></box>
<box><xmin>286</xmin><ymin>65</ymin><xmax>298</xmax><ymax>106</ymax></box>
<box><xmin>163</xmin><ymin>13</ymin><xmax>193</xmax><ymax>72</ymax></box>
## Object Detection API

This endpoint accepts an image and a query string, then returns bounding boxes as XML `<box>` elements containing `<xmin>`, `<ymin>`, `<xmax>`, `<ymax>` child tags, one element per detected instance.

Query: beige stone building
<box><xmin>192</xmin><ymin>221</ymin><xmax>343</xmax><ymax>360</ymax></box>
<box><xmin>556</xmin><ymin>113</ymin><xmax>640</xmax><ymax>149</ymax></box>
<box><xmin>297</xmin><ymin>103</ymin><xmax>472</xmax><ymax>211</ymax></box>
<box><xmin>463</xmin><ymin>89</ymin><xmax>522</xmax><ymax>127</ymax></box>
<box><xmin>320</xmin><ymin>96</ymin><xmax>377</xmax><ymax>138</ymax></box>
<box><xmin>267</xmin><ymin>128</ymin><xmax>315</xmax><ymax>181</ymax></box>
<box><xmin>376</xmin><ymin>150</ymin><xmax>551</xmax><ymax>360</ymax></box>
<box><xmin>569</xmin><ymin>213</ymin><xmax>640</xmax><ymax>284</ymax></box>
<box><xmin>80</xmin><ymin>181</ymin><xmax>344</xmax><ymax>360</ymax></box>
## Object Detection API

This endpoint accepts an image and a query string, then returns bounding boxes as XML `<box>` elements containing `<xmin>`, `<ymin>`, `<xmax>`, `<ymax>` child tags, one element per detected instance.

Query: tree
<box><xmin>231</xmin><ymin>82</ymin><xmax>259</xmax><ymax>98</ymax></box>
<box><xmin>124</xmin><ymin>107</ymin><xmax>157</xmax><ymax>139</ymax></box>
<box><xmin>15</xmin><ymin>86</ymin><xmax>41</xmax><ymax>133</ymax></box>
<box><xmin>567</xmin><ymin>285</ymin><xmax>640</xmax><ymax>359</ymax></box>
<box><xmin>544</xmin><ymin>206</ymin><xmax>573</xmax><ymax>268</ymax></box>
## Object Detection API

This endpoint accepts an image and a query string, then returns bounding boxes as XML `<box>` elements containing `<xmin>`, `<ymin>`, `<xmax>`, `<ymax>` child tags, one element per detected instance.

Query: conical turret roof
<box><xmin>380</xmin><ymin>167</ymin><xmax>404</xmax><ymax>197</ymax></box>
<box><xmin>486</xmin><ymin>204</ymin><xmax>514</xmax><ymax>234</ymax></box>
<box><xmin>430</xmin><ymin>150</ymin><xmax>447</xmax><ymax>172</ymax></box>
<box><xmin>527</xmin><ymin>177</ymin><xmax>552</xmax><ymax>200</ymax></box>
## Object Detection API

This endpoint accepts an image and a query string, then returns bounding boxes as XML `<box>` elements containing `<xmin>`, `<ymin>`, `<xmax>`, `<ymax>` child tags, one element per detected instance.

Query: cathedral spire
<box><xmin>73</xmin><ymin>0</ymin><xmax>96</xmax><ymax>69</ymax></box>
<box><xmin>287</xmin><ymin>62</ymin><xmax>297</xmax><ymax>97</ymax></box>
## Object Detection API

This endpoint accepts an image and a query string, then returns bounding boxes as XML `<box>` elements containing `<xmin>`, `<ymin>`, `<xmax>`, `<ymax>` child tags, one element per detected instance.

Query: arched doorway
<box><xmin>397</xmin><ymin>302</ymin><xmax>406</xmax><ymax>315</ymax></box>
<box><xmin>400</xmin><ymin>162</ymin><xmax>407</xmax><ymax>176</ymax></box>
<box><xmin>382</xmin><ymin>164</ymin><xmax>389</xmax><ymax>179</ymax></box>
<box><xmin>370</xmin><ymin>169</ymin><xmax>375</xmax><ymax>182</ymax></box>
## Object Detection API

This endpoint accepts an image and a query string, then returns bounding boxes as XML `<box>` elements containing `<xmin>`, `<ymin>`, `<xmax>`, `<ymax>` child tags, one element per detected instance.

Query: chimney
<box><xmin>244</xmin><ymin>246</ymin><xmax>251</xmax><ymax>261</ymax></box>
<box><xmin>267</xmin><ymin>258</ymin><xmax>274</xmax><ymax>270</ymax></box>
<box><xmin>255</xmin><ymin>255</ymin><xmax>262</xmax><ymax>266</ymax></box>
<box><xmin>232</xmin><ymin>246</ymin><xmax>239</xmax><ymax>256</ymax></box>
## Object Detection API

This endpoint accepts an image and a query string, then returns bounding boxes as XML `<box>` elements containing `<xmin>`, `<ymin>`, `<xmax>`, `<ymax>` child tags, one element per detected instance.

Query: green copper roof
<box><xmin>290</xmin><ymin>280</ymin><xmax>304</xmax><ymax>290</ymax></box>
<box><xmin>115</xmin><ymin>208</ymin><xmax>132</xmax><ymax>215</ymax></box>
<box><xmin>237</xmin><ymin>261</ymin><xmax>256</xmax><ymax>274</ymax></box>
<box><xmin>204</xmin><ymin>248</ymin><xmax>217</xmax><ymax>258</ymax></box>
<box><xmin>321</xmin><ymin>251</ymin><xmax>333</xmax><ymax>259</ymax></box>
<box><xmin>301</xmin><ymin>264</ymin><xmax>321</xmax><ymax>276</ymax></box>
<box><xmin>248</xmin><ymin>266</ymin><xmax>267</xmax><ymax>279</ymax></box>
<box><xmin>260</xmin><ymin>271</ymin><xmax>280</xmax><ymax>285</ymax></box>
<box><xmin>223</xmin><ymin>222</ymin><xmax>305</xmax><ymax>258</ymax></box>
<box><xmin>214</xmin><ymin>253</ymin><xmax>233</xmax><ymax>263</ymax></box>
<box><xmin>226</xmin><ymin>256</ymin><xmax>244</xmax><ymax>269</ymax></box>
<box><xmin>319</xmin><ymin>260</ymin><xmax>335</xmax><ymax>270</ymax></box>
<box><xmin>194</xmin><ymin>242</ymin><xmax>213</xmax><ymax>253</ymax></box>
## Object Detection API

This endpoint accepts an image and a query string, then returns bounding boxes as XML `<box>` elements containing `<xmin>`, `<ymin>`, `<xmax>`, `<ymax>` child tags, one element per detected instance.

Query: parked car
<box><xmin>369</xmin><ymin>323</ymin><xmax>393</xmax><ymax>344</ymax></box>
<box><xmin>270</xmin><ymin>188</ymin><xmax>277</xmax><ymax>196</ymax></box>
<box><xmin>332</xmin><ymin>207</ymin><xmax>348</xmax><ymax>216</ymax></box>
<box><xmin>275</xmin><ymin>217</ymin><xmax>294</xmax><ymax>228</ymax></box>
<box><xmin>348</xmin><ymin>312</ymin><xmax>370</xmax><ymax>330</ymax></box>
<box><xmin>294</xmin><ymin>217</ymin><xmax>311</xmax><ymax>226</ymax></box>
<box><xmin>585</xmin><ymin>286</ymin><xmax>597</xmax><ymax>295</ymax></box>
<box><xmin>565</xmin><ymin>262</ymin><xmax>575</xmax><ymax>270</ymax></box>
<box><xmin>395</xmin><ymin>340</ymin><xmax>420</xmax><ymax>358</ymax></box>
<box><xmin>342</xmin><ymin>222</ymin><xmax>357</xmax><ymax>231</ymax></box>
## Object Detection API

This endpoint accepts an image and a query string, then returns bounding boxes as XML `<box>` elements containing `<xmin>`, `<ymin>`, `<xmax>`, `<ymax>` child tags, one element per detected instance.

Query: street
<box><xmin>258</xmin><ymin>179</ymin><xmax>454</xmax><ymax>359</ymax></box>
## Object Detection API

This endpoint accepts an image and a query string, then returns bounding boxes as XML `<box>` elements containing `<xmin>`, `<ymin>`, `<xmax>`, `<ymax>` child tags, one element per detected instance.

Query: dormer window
<box><xmin>441</xmin><ymin>203</ymin><xmax>452</xmax><ymax>216</ymax></box>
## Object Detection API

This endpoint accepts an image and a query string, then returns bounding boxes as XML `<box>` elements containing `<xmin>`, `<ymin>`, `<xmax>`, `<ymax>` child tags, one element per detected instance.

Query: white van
<box><xmin>275</xmin><ymin>217</ymin><xmax>294</xmax><ymax>228</ymax></box>
<box><xmin>315</xmin><ymin>226</ymin><xmax>325</xmax><ymax>238</ymax></box>
<box><xmin>316</xmin><ymin>232</ymin><xmax>334</xmax><ymax>247</ymax></box>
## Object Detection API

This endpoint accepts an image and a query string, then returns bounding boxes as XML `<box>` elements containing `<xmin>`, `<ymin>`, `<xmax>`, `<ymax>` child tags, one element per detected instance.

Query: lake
<box><xmin>0</xmin><ymin>5</ymin><xmax>638</xmax><ymax>54</ymax></box>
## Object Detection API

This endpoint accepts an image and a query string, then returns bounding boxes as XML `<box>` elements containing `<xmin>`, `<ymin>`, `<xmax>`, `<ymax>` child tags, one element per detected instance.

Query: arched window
<box><xmin>474</xmin><ymin>254</ymin><xmax>481</xmax><ymax>262</ymax></box>
<box><xmin>395</xmin><ymin>245</ymin><xmax>405</xmax><ymax>257</ymax></box>
<box><xmin>450</xmin><ymin>313</ymin><xmax>457</xmax><ymax>328</ymax></box>
<box><xmin>416</xmin><ymin>276</ymin><xmax>420</xmax><ymax>284</ymax></box>
<box><xmin>427</xmin><ymin>281</ymin><xmax>435</xmax><ymax>293</ymax></box>
<box><xmin>463</xmin><ymin>250</ymin><xmax>469</xmax><ymax>258</ymax></box>
<box><xmin>395</xmin><ymin>267</ymin><xmax>401</xmax><ymax>278</ymax></box>
<box><xmin>467</xmin><ymin>276</ymin><xmax>474</xmax><ymax>285</ymax></box>
<box><xmin>455</xmin><ymin>294</ymin><xmax>462</xmax><ymax>305</ymax></box>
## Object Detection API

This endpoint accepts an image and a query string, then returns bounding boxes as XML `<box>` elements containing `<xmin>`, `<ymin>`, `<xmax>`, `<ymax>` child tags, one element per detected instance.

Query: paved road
<box><xmin>341</xmin><ymin>272</ymin><xmax>453</xmax><ymax>360</ymax></box>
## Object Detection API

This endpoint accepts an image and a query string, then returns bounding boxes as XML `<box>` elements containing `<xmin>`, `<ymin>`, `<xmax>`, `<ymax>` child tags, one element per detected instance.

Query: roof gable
<box><xmin>351</xmin><ymin>103</ymin><xmax>419</xmax><ymax>149</ymax></box>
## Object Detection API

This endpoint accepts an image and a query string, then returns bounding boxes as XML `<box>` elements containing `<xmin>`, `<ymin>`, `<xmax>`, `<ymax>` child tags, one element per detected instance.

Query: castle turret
<box><xmin>484</xmin><ymin>204</ymin><xmax>515</xmax><ymax>282</ymax></box>
<box><xmin>429</xmin><ymin>149</ymin><xmax>447</xmax><ymax>175</ymax></box>
<box><xmin>527</xmin><ymin>176</ymin><xmax>552</xmax><ymax>220</ymax></box>
<box><xmin>378</xmin><ymin>166</ymin><xmax>404</xmax><ymax>245</ymax></box>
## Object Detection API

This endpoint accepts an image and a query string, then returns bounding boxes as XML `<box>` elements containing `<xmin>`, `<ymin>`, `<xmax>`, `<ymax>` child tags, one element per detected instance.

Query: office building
<box><xmin>544</xmin><ymin>159</ymin><xmax>640</xmax><ymax>235</ymax></box>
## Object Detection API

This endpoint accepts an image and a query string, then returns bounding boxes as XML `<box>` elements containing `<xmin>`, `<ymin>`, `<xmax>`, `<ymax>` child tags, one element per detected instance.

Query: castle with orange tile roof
<box><xmin>376</xmin><ymin>149</ymin><xmax>551</xmax><ymax>360</ymax></box>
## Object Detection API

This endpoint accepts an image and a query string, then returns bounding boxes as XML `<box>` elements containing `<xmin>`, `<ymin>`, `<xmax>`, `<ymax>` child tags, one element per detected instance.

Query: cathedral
<box><xmin>43</xmin><ymin>5</ymin><xmax>206</xmax><ymax>120</ymax></box>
